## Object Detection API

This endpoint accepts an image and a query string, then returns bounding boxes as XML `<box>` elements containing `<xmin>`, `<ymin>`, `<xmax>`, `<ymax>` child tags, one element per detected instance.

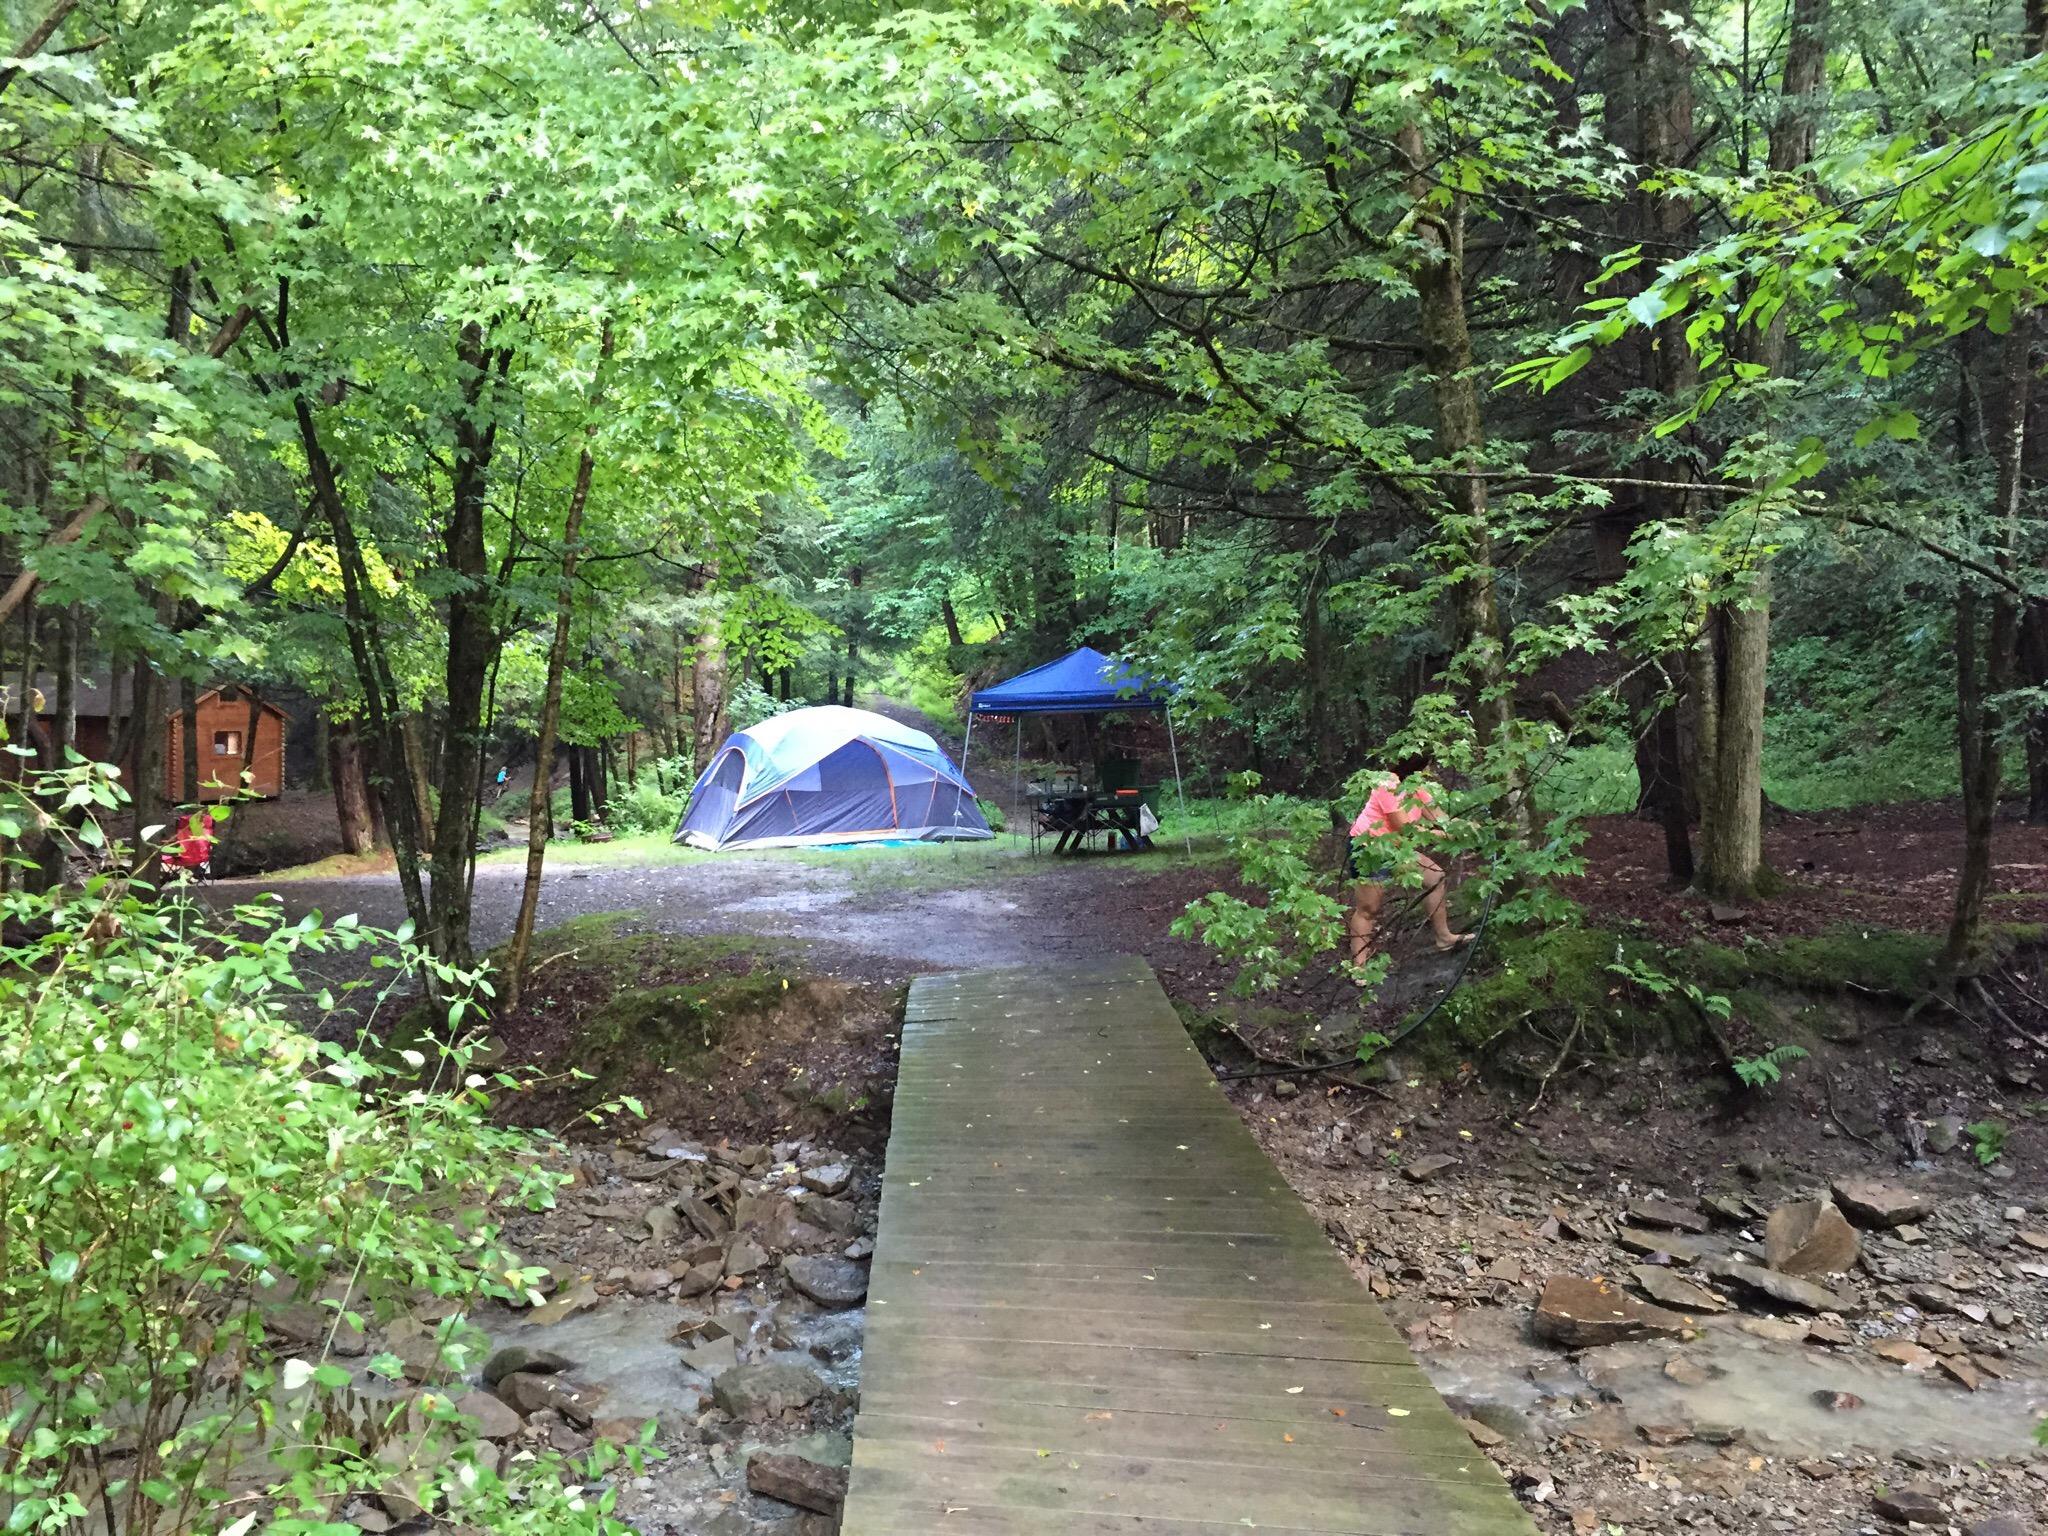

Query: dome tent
<box><xmin>675</xmin><ymin>705</ymin><xmax>992</xmax><ymax>851</ymax></box>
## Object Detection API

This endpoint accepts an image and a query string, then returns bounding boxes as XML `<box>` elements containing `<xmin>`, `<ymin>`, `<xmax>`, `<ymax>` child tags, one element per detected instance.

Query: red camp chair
<box><xmin>160</xmin><ymin>810</ymin><xmax>217</xmax><ymax>881</ymax></box>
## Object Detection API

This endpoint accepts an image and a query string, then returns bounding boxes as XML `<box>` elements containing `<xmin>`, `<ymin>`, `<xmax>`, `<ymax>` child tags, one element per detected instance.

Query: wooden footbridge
<box><xmin>844</xmin><ymin>955</ymin><xmax>1533</xmax><ymax>1536</ymax></box>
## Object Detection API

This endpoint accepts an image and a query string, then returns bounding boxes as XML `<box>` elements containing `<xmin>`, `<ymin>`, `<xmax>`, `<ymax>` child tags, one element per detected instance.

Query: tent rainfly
<box><xmin>675</xmin><ymin>705</ymin><xmax>992</xmax><ymax>851</ymax></box>
<box><xmin>964</xmin><ymin>646</ymin><xmax>1188</xmax><ymax>852</ymax></box>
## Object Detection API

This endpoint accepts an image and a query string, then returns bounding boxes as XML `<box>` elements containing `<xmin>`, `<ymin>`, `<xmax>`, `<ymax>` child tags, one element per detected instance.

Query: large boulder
<box><xmin>1533</xmin><ymin>1276</ymin><xmax>1689</xmax><ymax>1349</ymax></box>
<box><xmin>1764</xmin><ymin>1199</ymin><xmax>1861</xmax><ymax>1276</ymax></box>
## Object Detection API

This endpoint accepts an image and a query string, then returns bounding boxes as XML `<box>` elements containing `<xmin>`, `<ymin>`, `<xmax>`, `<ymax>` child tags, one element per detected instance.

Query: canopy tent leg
<box><xmin>1016</xmin><ymin>717</ymin><xmax>1030</xmax><ymax>856</ymax></box>
<box><xmin>957</xmin><ymin>712</ymin><xmax>976</xmax><ymax>850</ymax></box>
<box><xmin>1166</xmin><ymin>706</ymin><xmax>1192</xmax><ymax>857</ymax></box>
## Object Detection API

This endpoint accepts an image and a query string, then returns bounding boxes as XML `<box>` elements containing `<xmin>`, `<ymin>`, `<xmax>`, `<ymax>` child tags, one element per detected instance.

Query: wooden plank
<box><xmin>845</xmin><ymin>960</ymin><xmax>1535</xmax><ymax>1536</ymax></box>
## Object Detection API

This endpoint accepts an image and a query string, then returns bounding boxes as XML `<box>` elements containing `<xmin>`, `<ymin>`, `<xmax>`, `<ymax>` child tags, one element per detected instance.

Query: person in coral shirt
<box><xmin>1345</xmin><ymin>770</ymin><xmax>1470</xmax><ymax>971</ymax></box>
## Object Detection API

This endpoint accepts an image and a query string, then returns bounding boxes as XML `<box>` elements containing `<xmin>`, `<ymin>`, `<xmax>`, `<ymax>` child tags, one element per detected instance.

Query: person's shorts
<box><xmin>1344</xmin><ymin>840</ymin><xmax>1394</xmax><ymax>884</ymax></box>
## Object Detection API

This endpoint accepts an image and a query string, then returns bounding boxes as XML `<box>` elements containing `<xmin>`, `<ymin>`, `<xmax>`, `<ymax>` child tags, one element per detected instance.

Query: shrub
<box><xmin>0</xmin><ymin>762</ymin><xmax>645</xmax><ymax>1536</ymax></box>
<box><xmin>609</xmin><ymin>779</ymin><xmax>686</xmax><ymax>836</ymax></box>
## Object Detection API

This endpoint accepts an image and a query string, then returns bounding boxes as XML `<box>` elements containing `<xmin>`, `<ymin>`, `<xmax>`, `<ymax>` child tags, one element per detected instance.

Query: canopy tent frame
<box><xmin>961</xmin><ymin>647</ymin><xmax>1190</xmax><ymax>856</ymax></box>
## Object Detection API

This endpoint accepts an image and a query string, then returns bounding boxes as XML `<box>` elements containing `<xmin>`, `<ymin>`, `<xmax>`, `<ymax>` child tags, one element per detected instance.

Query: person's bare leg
<box><xmin>1417</xmin><ymin>854</ymin><xmax>1472</xmax><ymax>950</ymax></box>
<box><xmin>1348</xmin><ymin>881</ymin><xmax>1385</xmax><ymax>974</ymax></box>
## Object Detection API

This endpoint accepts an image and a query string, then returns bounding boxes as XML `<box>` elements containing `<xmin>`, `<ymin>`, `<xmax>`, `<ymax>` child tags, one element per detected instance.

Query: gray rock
<box><xmin>494</xmin><ymin>1370</ymin><xmax>604</xmax><ymax>1427</ymax></box>
<box><xmin>1873</xmin><ymin>1487</ymin><xmax>1946</xmax><ymax>1526</ymax></box>
<box><xmin>676</xmin><ymin>1259</ymin><xmax>725</xmax><ymax>1297</ymax></box>
<box><xmin>1616</xmin><ymin>1227</ymin><xmax>1711</xmax><ymax>1262</ymax></box>
<box><xmin>481</xmin><ymin>1345</ymin><xmax>572</xmax><ymax>1388</ymax></box>
<box><xmin>455</xmin><ymin>1390</ymin><xmax>523</xmax><ymax>1441</ymax></box>
<box><xmin>679</xmin><ymin>1195</ymin><xmax>729</xmax><ymax>1239</ymax></box>
<box><xmin>1968</xmin><ymin>1515</ymin><xmax>2032</xmax><ymax>1536</ymax></box>
<box><xmin>805</xmin><ymin>1196</ymin><xmax>860</xmax><ymax>1235</ymax></box>
<box><xmin>644</xmin><ymin>1204</ymin><xmax>682</xmax><ymax>1245</ymax></box>
<box><xmin>782</xmin><ymin>1255</ymin><xmax>868</xmax><ymax>1308</ymax></box>
<box><xmin>625</xmin><ymin>1267</ymin><xmax>672</xmax><ymax>1296</ymax></box>
<box><xmin>1628</xmin><ymin>1198</ymin><xmax>1710</xmax><ymax>1235</ymax></box>
<box><xmin>1830</xmin><ymin>1176</ymin><xmax>1935</xmax><ymax>1230</ymax></box>
<box><xmin>746</xmin><ymin>1452</ymin><xmax>848</xmax><ymax>1515</ymax></box>
<box><xmin>265</xmin><ymin>1302</ymin><xmax>368</xmax><ymax>1356</ymax></box>
<box><xmin>725</xmin><ymin>1236</ymin><xmax>770</xmax><ymax>1278</ymax></box>
<box><xmin>1763</xmin><ymin>1199</ymin><xmax>1860</xmax><ymax>1276</ymax></box>
<box><xmin>1400</xmin><ymin>1153</ymin><xmax>1459</xmax><ymax>1183</ymax></box>
<box><xmin>1925</xmin><ymin>1116</ymin><xmax>1964</xmax><ymax>1154</ymax></box>
<box><xmin>1703</xmin><ymin>1256</ymin><xmax>1857</xmax><ymax>1313</ymax></box>
<box><xmin>711</xmin><ymin>1361</ymin><xmax>827</xmax><ymax>1422</ymax></box>
<box><xmin>1629</xmin><ymin>1265</ymin><xmax>1726</xmax><ymax>1314</ymax></box>
<box><xmin>528</xmin><ymin>1282</ymin><xmax>601</xmax><ymax>1327</ymax></box>
<box><xmin>801</xmin><ymin>1163</ymin><xmax>851</xmax><ymax>1196</ymax></box>
<box><xmin>681</xmin><ymin>1332</ymin><xmax>739</xmax><ymax>1375</ymax></box>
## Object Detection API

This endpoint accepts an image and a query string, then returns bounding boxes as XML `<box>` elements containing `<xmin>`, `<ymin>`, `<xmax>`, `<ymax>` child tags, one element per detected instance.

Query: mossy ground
<box><xmin>484</xmin><ymin>913</ymin><xmax>792</xmax><ymax>1094</ymax></box>
<box><xmin>1185</xmin><ymin>919</ymin><xmax>2048</xmax><ymax>1089</ymax></box>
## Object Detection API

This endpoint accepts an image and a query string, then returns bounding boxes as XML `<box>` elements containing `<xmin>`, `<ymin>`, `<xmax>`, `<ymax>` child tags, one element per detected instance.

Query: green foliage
<box><xmin>1606</xmin><ymin>954</ymin><xmax>1734</xmax><ymax>1022</ymax></box>
<box><xmin>729</xmin><ymin>680</ymin><xmax>800</xmax><ymax>733</ymax></box>
<box><xmin>0</xmin><ymin>766</ymin><xmax>641</xmax><ymax>1536</ymax></box>
<box><xmin>1732</xmin><ymin>1043</ymin><xmax>1810</xmax><ymax>1089</ymax></box>
<box><xmin>609</xmin><ymin>779</ymin><xmax>688</xmax><ymax>838</ymax></box>
<box><xmin>1173</xmin><ymin>785</ymin><xmax>1366</xmax><ymax>996</ymax></box>
<box><xmin>1964</xmin><ymin>1119</ymin><xmax>2010</xmax><ymax>1166</ymax></box>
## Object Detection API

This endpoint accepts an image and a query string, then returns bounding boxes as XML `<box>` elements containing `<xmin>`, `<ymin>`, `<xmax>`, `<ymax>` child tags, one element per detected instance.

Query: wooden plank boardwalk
<box><xmin>843</xmin><ymin>954</ymin><xmax>1534</xmax><ymax>1536</ymax></box>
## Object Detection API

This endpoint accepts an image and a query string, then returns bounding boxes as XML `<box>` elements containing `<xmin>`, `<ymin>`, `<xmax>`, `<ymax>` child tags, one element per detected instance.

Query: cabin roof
<box><xmin>0</xmin><ymin>676</ymin><xmax>287</xmax><ymax>722</ymax></box>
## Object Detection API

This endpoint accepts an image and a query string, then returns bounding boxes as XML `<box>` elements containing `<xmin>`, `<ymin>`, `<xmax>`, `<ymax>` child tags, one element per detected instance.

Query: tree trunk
<box><xmin>309</xmin><ymin>710</ymin><xmax>330</xmax><ymax>791</ymax></box>
<box><xmin>1945</xmin><ymin>335</ymin><xmax>2033</xmax><ymax>969</ymax></box>
<box><xmin>1623</xmin><ymin>0</ymin><xmax>1701</xmax><ymax>884</ymax></box>
<box><xmin>294</xmin><ymin>394</ymin><xmax>431</xmax><ymax>938</ymax></box>
<box><xmin>941</xmin><ymin>595</ymin><xmax>965</xmax><ymax>647</ymax></box>
<box><xmin>1396</xmin><ymin>119</ymin><xmax>1538</xmax><ymax>843</ymax></box>
<box><xmin>1694</xmin><ymin>0</ymin><xmax>1828</xmax><ymax>902</ymax></box>
<box><xmin>402</xmin><ymin>712</ymin><xmax>436</xmax><ymax>852</ymax></box>
<box><xmin>129</xmin><ymin>655</ymin><xmax>164</xmax><ymax>845</ymax></box>
<box><xmin>239</xmin><ymin>689</ymin><xmax>262</xmax><ymax>786</ymax></box>
<box><xmin>52</xmin><ymin>604</ymin><xmax>76</xmax><ymax>766</ymax></box>
<box><xmin>569</xmin><ymin>746</ymin><xmax>591</xmax><ymax>823</ymax></box>
<box><xmin>691</xmin><ymin>576</ymin><xmax>729</xmax><ymax>768</ymax></box>
<box><xmin>330</xmin><ymin>720</ymin><xmax>375</xmax><ymax>855</ymax></box>
<box><xmin>179</xmin><ymin>675</ymin><xmax>200</xmax><ymax>803</ymax></box>
<box><xmin>592</xmin><ymin>742</ymin><xmax>610</xmax><ymax>822</ymax></box>
<box><xmin>502</xmin><ymin>328</ymin><xmax>611</xmax><ymax>1006</ymax></box>
<box><xmin>425</xmin><ymin>321</ymin><xmax>505</xmax><ymax>972</ymax></box>
<box><xmin>13</xmin><ymin>596</ymin><xmax>38</xmax><ymax>768</ymax></box>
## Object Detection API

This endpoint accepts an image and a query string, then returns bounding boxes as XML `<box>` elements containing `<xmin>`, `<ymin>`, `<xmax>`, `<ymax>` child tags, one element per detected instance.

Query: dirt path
<box><xmin>210</xmin><ymin>841</ymin><xmax>1221</xmax><ymax>1001</ymax></box>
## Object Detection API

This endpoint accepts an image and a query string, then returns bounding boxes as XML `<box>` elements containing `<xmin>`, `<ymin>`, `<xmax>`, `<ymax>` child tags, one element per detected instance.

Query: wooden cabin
<box><xmin>2</xmin><ymin>676</ymin><xmax>288</xmax><ymax>801</ymax></box>
<box><xmin>163</xmin><ymin>687</ymin><xmax>289</xmax><ymax>801</ymax></box>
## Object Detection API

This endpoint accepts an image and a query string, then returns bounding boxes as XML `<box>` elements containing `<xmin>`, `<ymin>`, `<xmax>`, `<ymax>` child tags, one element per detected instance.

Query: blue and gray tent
<box><xmin>675</xmin><ymin>705</ymin><xmax>992</xmax><ymax>850</ymax></box>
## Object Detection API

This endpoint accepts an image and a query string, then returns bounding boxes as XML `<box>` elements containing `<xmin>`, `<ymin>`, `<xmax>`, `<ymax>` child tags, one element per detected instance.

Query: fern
<box><xmin>1732</xmin><ymin>1043</ymin><xmax>1809</xmax><ymax>1088</ymax></box>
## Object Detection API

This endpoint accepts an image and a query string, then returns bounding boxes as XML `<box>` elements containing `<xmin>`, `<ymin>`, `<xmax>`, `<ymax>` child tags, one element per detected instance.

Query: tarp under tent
<box><xmin>674</xmin><ymin>705</ymin><xmax>992</xmax><ymax>851</ymax></box>
<box><xmin>967</xmin><ymin>645</ymin><xmax>1172</xmax><ymax>715</ymax></box>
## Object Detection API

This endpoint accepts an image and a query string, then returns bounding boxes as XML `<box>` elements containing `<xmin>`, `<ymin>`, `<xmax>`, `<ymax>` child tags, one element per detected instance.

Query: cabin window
<box><xmin>213</xmin><ymin>730</ymin><xmax>242</xmax><ymax>757</ymax></box>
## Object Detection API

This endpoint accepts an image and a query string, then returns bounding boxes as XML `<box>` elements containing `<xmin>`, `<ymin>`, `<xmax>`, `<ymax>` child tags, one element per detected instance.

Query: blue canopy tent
<box><xmin>965</xmin><ymin>646</ymin><xmax>1189</xmax><ymax>853</ymax></box>
<box><xmin>675</xmin><ymin>705</ymin><xmax>991</xmax><ymax>850</ymax></box>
